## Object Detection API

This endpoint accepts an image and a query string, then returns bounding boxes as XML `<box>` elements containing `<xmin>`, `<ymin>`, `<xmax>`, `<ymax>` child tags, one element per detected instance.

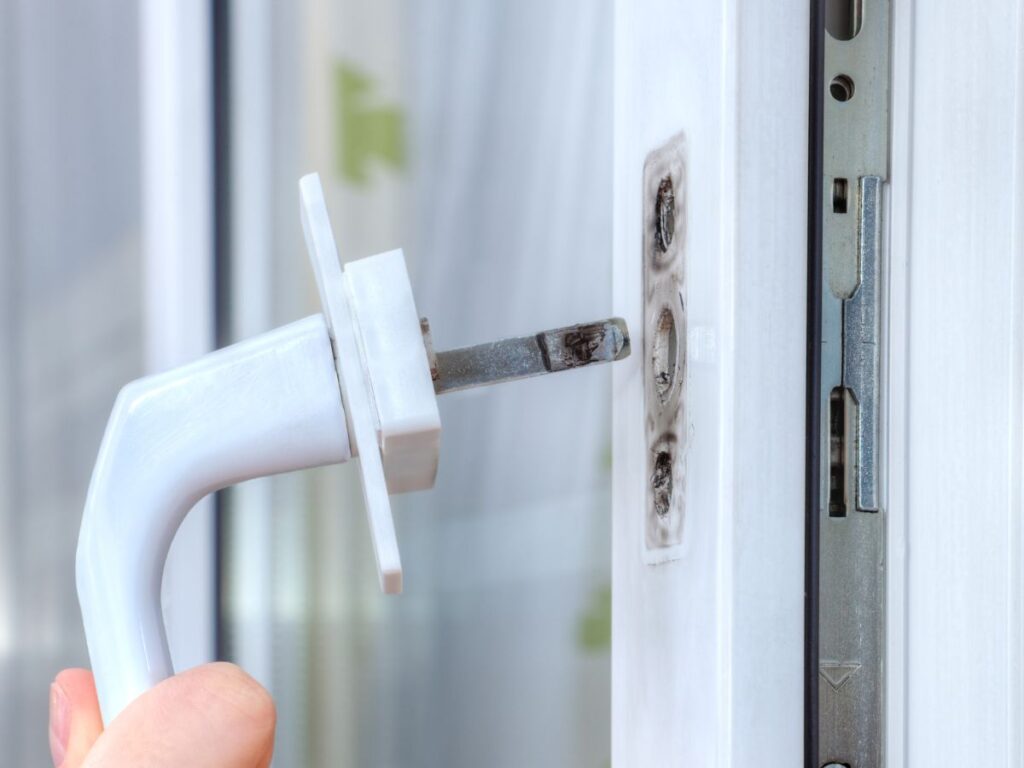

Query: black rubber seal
<box><xmin>805</xmin><ymin>0</ymin><xmax>825</xmax><ymax>763</ymax></box>
<box><xmin>211</xmin><ymin>0</ymin><xmax>232</xmax><ymax>662</ymax></box>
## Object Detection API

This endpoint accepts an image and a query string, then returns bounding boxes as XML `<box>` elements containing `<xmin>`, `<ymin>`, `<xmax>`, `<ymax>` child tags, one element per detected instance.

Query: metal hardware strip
<box><xmin>817</xmin><ymin>1</ymin><xmax>890</xmax><ymax>766</ymax></box>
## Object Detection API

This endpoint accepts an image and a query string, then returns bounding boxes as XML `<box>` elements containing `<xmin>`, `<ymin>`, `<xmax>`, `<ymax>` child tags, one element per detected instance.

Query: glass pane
<box><xmin>0</xmin><ymin>2</ymin><xmax>144</xmax><ymax>764</ymax></box>
<box><xmin>221</xmin><ymin>1</ymin><xmax>613</xmax><ymax>765</ymax></box>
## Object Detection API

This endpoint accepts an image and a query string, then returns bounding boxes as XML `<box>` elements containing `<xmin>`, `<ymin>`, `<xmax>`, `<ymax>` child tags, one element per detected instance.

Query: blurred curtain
<box><xmin>0</xmin><ymin>1</ymin><xmax>144</xmax><ymax>765</ymax></box>
<box><xmin>221</xmin><ymin>1</ymin><xmax>613</xmax><ymax>766</ymax></box>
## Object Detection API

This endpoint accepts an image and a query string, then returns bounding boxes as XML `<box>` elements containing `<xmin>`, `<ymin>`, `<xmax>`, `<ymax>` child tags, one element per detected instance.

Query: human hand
<box><xmin>48</xmin><ymin>663</ymin><xmax>276</xmax><ymax>767</ymax></box>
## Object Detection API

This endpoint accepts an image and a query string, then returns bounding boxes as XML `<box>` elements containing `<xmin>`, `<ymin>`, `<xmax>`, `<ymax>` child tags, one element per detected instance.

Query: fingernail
<box><xmin>49</xmin><ymin>681</ymin><xmax>70</xmax><ymax>767</ymax></box>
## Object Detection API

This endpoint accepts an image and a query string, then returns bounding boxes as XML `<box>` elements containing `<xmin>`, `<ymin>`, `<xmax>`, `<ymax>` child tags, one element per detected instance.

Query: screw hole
<box><xmin>651</xmin><ymin>450</ymin><xmax>673</xmax><ymax>517</ymax></box>
<box><xmin>830</xmin><ymin>74</ymin><xmax>855</xmax><ymax>102</ymax></box>
<box><xmin>655</xmin><ymin>176</ymin><xmax>675</xmax><ymax>254</ymax></box>
<box><xmin>652</xmin><ymin>307</ymin><xmax>678</xmax><ymax>404</ymax></box>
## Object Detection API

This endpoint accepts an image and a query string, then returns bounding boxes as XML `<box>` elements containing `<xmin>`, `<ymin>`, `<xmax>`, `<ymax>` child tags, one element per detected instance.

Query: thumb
<box><xmin>81</xmin><ymin>662</ymin><xmax>275</xmax><ymax>768</ymax></box>
<box><xmin>50</xmin><ymin>669</ymin><xmax>104</xmax><ymax>768</ymax></box>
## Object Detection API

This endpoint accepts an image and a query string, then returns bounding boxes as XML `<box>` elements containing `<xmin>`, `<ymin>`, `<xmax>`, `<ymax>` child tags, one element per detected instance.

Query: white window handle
<box><xmin>77</xmin><ymin>312</ymin><xmax>352</xmax><ymax>723</ymax></box>
<box><xmin>77</xmin><ymin>173</ymin><xmax>628</xmax><ymax>724</ymax></box>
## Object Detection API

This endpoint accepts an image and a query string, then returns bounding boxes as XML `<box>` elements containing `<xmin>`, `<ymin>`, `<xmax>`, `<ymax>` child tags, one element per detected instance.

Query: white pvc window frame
<box><xmin>887</xmin><ymin>1</ymin><xmax>1024</xmax><ymax>763</ymax></box>
<box><xmin>613</xmin><ymin>2</ymin><xmax>1024</xmax><ymax>766</ymax></box>
<box><xmin>611</xmin><ymin>0</ymin><xmax>809</xmax><ymax>763</ymax></box>
<box><xmin>140</xmin><ymin>0</ymin><xmax>217</xmax><ymax>674</ymax></box>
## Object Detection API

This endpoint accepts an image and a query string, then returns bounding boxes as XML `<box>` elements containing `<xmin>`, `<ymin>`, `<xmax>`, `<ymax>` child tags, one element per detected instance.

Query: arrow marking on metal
<box><xmin>819</xmin><ymin>662</ymin><xmax>862</xmax><ymax>691</ymax></box>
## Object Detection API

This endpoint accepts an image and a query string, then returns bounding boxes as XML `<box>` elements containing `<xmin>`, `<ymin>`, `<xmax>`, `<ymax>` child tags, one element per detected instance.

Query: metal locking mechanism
<box><xmin>815</xmin><ymin>0</ymin><xmax>890</xmax><ymax>765</ymax></box>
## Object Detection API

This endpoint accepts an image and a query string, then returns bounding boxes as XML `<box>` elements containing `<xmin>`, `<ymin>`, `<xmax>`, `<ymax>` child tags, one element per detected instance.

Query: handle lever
<box><xmin>77</xmin><ymin>173</ymin><xmax>630</xmax><ymax>725</ymax></box>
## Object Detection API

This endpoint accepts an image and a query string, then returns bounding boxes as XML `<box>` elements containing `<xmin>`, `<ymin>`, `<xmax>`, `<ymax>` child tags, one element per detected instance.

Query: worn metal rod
<box><xmin>425</xmin><ymin>317</ymin><xmax>630</xmax><ymax>395</ymax></box>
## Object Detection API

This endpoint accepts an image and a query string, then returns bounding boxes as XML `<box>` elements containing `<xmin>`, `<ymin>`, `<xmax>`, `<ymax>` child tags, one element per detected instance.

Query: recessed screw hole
<box><xmin>652</xmin><ymin>450</ymin><xmax>673</xmax><ymax>517</ymax></box>
<box><xmin>655</xmin><ymin>176</ymin><xmax>675</xmax><ymax>253</ymax></box>
<box><xmin>652</xmin><ymin>307</ymin><xmax>678</xmax><ymax>404</ymax></box>
<box><xmin>830</xmin><ymin>74</ymin><xmax>855</xmax><ymax>102</ymax></box>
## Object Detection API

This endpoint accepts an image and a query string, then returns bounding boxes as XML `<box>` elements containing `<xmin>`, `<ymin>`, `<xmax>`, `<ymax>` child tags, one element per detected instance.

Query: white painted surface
<box><xmin>887</xmin><ymin>1</ymin><xmax>1024</xmax><ymax>763</ymax></box>
<box><xmin>139</xmin><ymin>0</ymin><xmax>217</xmax><ymax>679</ymax></box>
<box><xmin>78</xmin><ymin>316</ymin><xmax>351</xmax><ymax>723</ymax></box>
<box><xmin>612</xmin><ymin>0</ymin><xmax>807</xmax><ymax>764</ymax></box>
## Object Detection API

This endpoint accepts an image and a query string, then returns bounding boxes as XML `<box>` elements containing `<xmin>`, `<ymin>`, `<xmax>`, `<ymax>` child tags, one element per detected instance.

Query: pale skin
<box><xmin>48</xmin><ymin>663</ymin><xmax>276</xmax><ymax>768</ymax></box>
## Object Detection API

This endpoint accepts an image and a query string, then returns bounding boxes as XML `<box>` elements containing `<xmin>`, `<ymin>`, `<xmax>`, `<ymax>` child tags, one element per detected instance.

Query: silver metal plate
<box><xmin>818</xmin><ymin>0</ymin><xmax>889</xmax><ymax>763</ymax></box>
<box><xmin>844</xmin><ymin>177</ymin><xmax>881</xmax><ymax>513</ymax></box>
<box><xmin>820</xmin><ymin>177</ymin><xmax>884</xmax><ymax>768</ymax></box>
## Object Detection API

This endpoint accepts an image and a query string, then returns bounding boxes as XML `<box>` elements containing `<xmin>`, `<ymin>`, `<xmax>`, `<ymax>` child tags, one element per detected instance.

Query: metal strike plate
<box><xmin>817</xmin><ymin>0</ymin><xmax>889</xmax><ymax>764</ymax></box>
<box><xmin>642</xmin><ymin>132</ymin><xmax>686</xmax><ymax>559</ymax></box>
